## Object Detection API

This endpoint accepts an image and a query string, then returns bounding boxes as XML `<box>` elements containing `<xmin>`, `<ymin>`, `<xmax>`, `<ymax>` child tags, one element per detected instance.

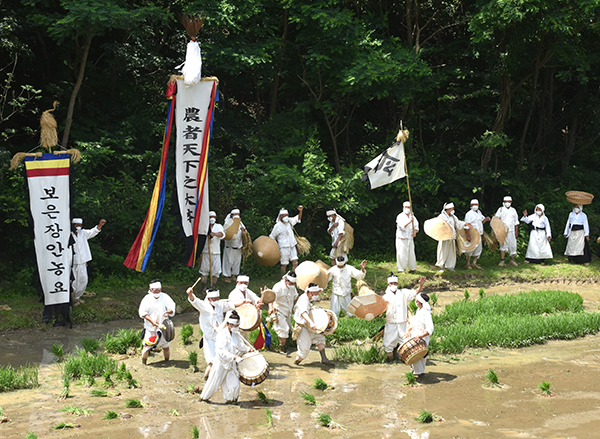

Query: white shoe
<box><xmin>498</xmin><ymin>261</ymin><xmax>506</xmax><ymax>267</ymax></box>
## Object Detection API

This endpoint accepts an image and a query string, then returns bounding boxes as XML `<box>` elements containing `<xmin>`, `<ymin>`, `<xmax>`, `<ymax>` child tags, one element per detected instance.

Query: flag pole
<box><xmin>397</xmin><ymin>123</ymin><xmax>415</xmax><ymax>234</ymax></box>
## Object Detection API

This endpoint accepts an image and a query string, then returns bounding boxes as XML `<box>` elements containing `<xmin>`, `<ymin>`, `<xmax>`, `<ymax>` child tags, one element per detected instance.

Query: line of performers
<box><xmin>137</xmin><ymin>270</ymin><xmax>435</xmax><ymax>403</ymax></box>
<box><xmin>396</xmin><ymin>197</ymin><xmax>591</xmax><ymax>273</ymax></box>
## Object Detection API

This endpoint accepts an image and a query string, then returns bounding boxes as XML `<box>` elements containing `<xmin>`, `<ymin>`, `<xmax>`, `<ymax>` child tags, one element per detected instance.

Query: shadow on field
<box><xmin>148</xmin><ymin>359</ymin><xmax>189</xmax><ymax>369</ymax></box>
<box><xmin>418</xmin><ymin>371</ymin><xmax>457</xmax><ymax>385</ymax></box>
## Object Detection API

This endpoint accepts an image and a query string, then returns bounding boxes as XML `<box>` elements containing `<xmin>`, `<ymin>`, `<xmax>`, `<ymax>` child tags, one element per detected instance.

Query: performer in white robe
<box><xmin>327</xmin><ymin>256</ymin><xmax>367</xmax><ymax>316</ymax></box>
<box><xmin>435</xmin><ymin>202</ymin><xmax>471</xmax><ymax>273</ymax></box>
<box><xmin>396</xmin><ymin>201</ymin><xmax>419</xmax><ymax>273</ymax></box>
<box><xmin>564</xmin><ymin>204</ymin><xmax>591</xmax><ymax>265</ymax></box>
<box><xmin>267</xmin><ymin>271</ymin><xmax>298</xmax><ymax>353</ymax></box>
<box><xmin>139</xmin><ymin>280</ymin><xmax>176</xmax><ymax>365</ymax></box>
<box><xmin>520</xmin><ymin>204</ymin><xmax>552</xmax><ymax>263</ymax></box>
<box><xmin>326</xmin><ymin>209</ymin><xmax>346</xmax><ymax>266</ymax></box>
<box><xmin>407</xmin><ymin>293</ymin><xmax>434</xmax><ymax>377</ymax></box>
<box><xmin>228</xmin><ymin>274</ymin><xmax>263</xmax><ymax>339</ymax></box>
<box><xmin>292</xmin><ymin>283</ymin><xmax>334</xmax><ymax>366</ymax></box>
<box><xmin>495</xmin><ymin>196</ymin><xmax>519</xmax><ymax>267</ymax></box>
<box><xmin>71</xmin><ymin>217</ymin><xmax>106</xmax><ymax>304</ymax></box>
<box><xmin>382</xmin><ymin>274</ymin><xmax>425</xmax><ymax>362</ymax></box>
<box><xmin>464</xmin><ymin>199</ymin><xmax>490</xmax><ymax>270</ymax></box>
<box><xmin>269</xmin><ymin>206</ymin><xmax>303</xmax><ymax>275</ymax></box>
<box><xmin>222</xmin><ymin>208</ymin><xmax>246</xmax><ymax>282</ymax></box>
<box><xmin>199</xmin><ymin>211</ymin><xmax>224</xmax><ymax>288</ymax></box>
<box><xmin>200</xmin><ymin>310</ymin><xmax>250</xmax><ymax>403</ymax></box>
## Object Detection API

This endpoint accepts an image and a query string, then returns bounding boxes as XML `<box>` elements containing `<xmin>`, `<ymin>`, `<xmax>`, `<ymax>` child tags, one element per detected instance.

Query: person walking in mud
<box><xmin>139</xmin><ymin>280</ymin><xmax>176</xmax><ymax>365</ymax></box>
<box><xmin>407</xmin><ymin>292</ymin><xmax>434</xmax><ymax>378</ymax></box>
<box><xmin>71</xmin><ymin>217</ymin><xmax>106</xmax><ymax>306</ymax></box>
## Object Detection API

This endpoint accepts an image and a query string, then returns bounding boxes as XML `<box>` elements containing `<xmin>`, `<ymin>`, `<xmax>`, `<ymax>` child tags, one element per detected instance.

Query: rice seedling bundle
<box><xmin>91</xmin><ymin>389</ymin><xmax>108</xmax><ymax>397</ymax></box>
<box><xmin>50</xmin><ymin>343</ymin><xmax>65</xmax><ymax>361</ymax></box>
<box><xmin>538</xmin><ymin>381</ymin><xmax>551</xmax><ymax>395</ymax></box>
<box><xmin>62</xmin><ymin>353</ymin><xmax>118</xmax><ymax>379</ymax></box>
<box><xmin>0</xmin><ymin>364</ymin><xmax>39</xmax><ymax>392</ymax></box>
<box><xmin>301</xmin><ymin>391</ymin><xmax>316</xmax><ymax>405</ymax></box>
<box><xmin>80</xmin><ymin>338</ymin><xmax>101</xmax><ymax>354</ymax></box>
<box><xmin>25</xmin><ymin>432</ymin><xmax>38</xmax><ymax>439</ymax></box>
<box><xmin>103</xmin><ymin>410</ymin><xmax>118</xmax><ymax>420</ymax></box>
<box><xmin>334</xmin><ymin>345</ymin><xmax>386</xmax><ymax>364</ymax></box>
<box><xmin>313</xmin><ymin>377</ymin><xmax>329</xmax><ymax>390</ymax></box>
<box><xmin>430</xmin><ymin>293</ymin><xmax>438</xmax><ymax>306</ymax></box>
<box><xmin>53</xmin><ymin>422</ymin><xmax>76</xmax><ymax>429</ymax></box>
<box><xmin>318</xmin><ymin>413</ymin><xmax>333</xmax><ymax>427</ymax></box>
<box><xmin>404</xmin><ymin>371</ymin><xmax>417</xmax><ymax>386</ymax></box>
<box><xmin>170</xmin><ymin>409</ymin><xmax>180</xmax><ymax>416</ymax></box>
<box><xmin>125</xmin><ymin>398</ymin><xmax>143</xmax><ymax>408</ymax></box>
<box><xmin>486</xmin><ymin>369</ymin><xmax>499</xmax><ymax>386</ymax></box>
<box><xmin>104</xmin><ymin>329</ymin><xmax>142</xmax><ymax>354</ymax></box>
<box><xmin>415</xmin><ymin>409</ymin><xmax>434</xmax><ymax>423</ymax></box>
<box><xmin>264</xmin><ymin>408</ymin><xmax>273</xmax><ymax>428</ymax></box>
<box><xmin>60</xmin><ymin>406</ymin><xmax>92</xmax><ymax>416</ymax></box>
<box><xmin>256</xmin><ymin>389</ymin><xmax>272</xmax><ymax>404</ymax></box>
<box><xmin>191</xmin><ymin>425</ymin><xmax>200</xmax><ymax>438</ymax></box>
<box><xmin>326</xmin><ymin>316</ymin><xmax>385</xmax><ymax>343</ymax></box>
<box><xmin>181</xmin><ymin>324</ymin><xmax>194</xmax><ymax>345</ymax></box>
<box><xmin>188</xmin><ymin>351</ymin><xmax>198</xmax><ymax>369</ymax></box>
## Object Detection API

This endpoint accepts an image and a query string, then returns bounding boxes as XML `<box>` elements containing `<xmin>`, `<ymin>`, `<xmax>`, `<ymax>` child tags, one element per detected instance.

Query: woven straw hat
<box><xmin>456</xmin><ymin>227</ymin><xmax>482</xmax><ymax>253</ymax></box>
<box><xmin>251</xmin><ymin>236</ymin><xmax>280</xmax><ymax>266</ymax></box>
<box><xmin>223</xmin><ymin>217</ymin><xmax>241</xmax><ymax>240</ymax></box>
<box><xmin>295</xmin><ymin>261</ymin><xmax>328</xmax><ymax>290</ymax></box>
<box><xmin>490</xmin><ymin>216</ymin><xmax>509</xmax><ymax>245</ymax></box>
<box><xmin>424</xmin><ymin>217</ymin><xmax>454</xmax><ymax>241</ymax></box>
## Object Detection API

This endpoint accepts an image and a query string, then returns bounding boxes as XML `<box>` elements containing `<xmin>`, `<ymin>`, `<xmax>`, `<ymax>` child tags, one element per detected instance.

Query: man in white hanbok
<box><xmin>396</xmin><ymin>201</ymin><xmax>419</xmax><ymax>273</ymax></box>
<box><xmin>408</xmin><ymin>293</ymin><xmax>434</xmax><ymax>377</ymax></box>
<box><xmin>495</xmin><ymin>196</ymin><xmax>519</xmax><ymax>267</ymax></box>
<box><xmin>222</xmin><ymin>208</ymin><xmax>246</xmax><ymax>282</ymax></box>
<box><xmin>269</xmin><ymin>206</ymin><xmax>304</xmax><ymax>275</ymax></box>
<box><xmin>326</xmin><ymin>209</ymin><xmax>346</xmax><ymax>266</ymax></box>
<box><xmin>464</xmin><ymin>199</ymin><xmax>490</xmax><ymax>270</ymax></box>
<box><xmin>187</xmin><ymin>287</ymin><xmax>250</xmax><ymax>379</ymax></box>
<box><xmin>521</xmin><ymin>204</ymin><xmax>552</xmax><ymax>263</ymax></box>
<box><xmin>71</xmin><ymin>217</ymin><xmax>106</xmax><ymax>305</ymax></box>
<box><xmin>292</xmin><ymin>283</ymin><xmax>334</xmax><ymax>366</ymax></box>
<box><xmin>228</xmin><ymin>274</ymin><xmax>264</xmax><ymax>339</ymax></box>
<box><xmin>564</xmin><ymin>204</ymin><xmax>591</xmax><ymax>265</ymax></box>
<box><xmin>382</xmin><ymin>274</ymin><xmax>426</xmax><ymax>362</ymax></box>
<box><xmin>267</xmin><ymin>271</ymin><xmax>298</xmax><ymax>353</ymax></box>
<box><xmin>200</xmin><ymin>310</ymin><xmax>251</xmax><ymax>403</ymax></box>
<box><xmin>327</xmin><ymin>255</ymin><xmax>367</xmax><ymax>316</ymax></box>
<box><xmin>139</xmin><ymin>280</ymin><xmax>176</xmax><ymax>365</ymax></box>
<box><xmin>435</xmin><ymin>203</ymin><xmax>471</xmax><ymax>273</ymax></box>
<box><xmin>199</xmin><ymin>211</ymin><xmax>225</xmax><ymax>288</ymax></box>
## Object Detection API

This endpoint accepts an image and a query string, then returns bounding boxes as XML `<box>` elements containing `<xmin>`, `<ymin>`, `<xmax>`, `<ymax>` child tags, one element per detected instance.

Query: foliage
<box><xmin>125</xmin><ymin>398</ymin><xmax>143</xmax><ymax>408</ymax></box>
<box><xmin>62</xmin><ymin>351</ymin><xmax>118</xmax><ymax>380</ymax></box>
<box><xmin>300</xmin><ymin>391</ymin><xmax>316</xmax><ymax>405</ymax></box>
<box><xmin>80</xmin><ymin>338</ymin><xmax>101</xmax><ymax>354</ymax></box>
<box><xmin>415</xmin><ymin>409</ymin><xmax>434</xmax><ymax>423</ymax></box>
<box><xmin>404</xmin><ymin>371</ymin><xmax>417</xmax><ymax>386</ymax></box>
<box><xmin>334</xmin><ymin>344</ymin><xmax>386</xmax><ymax>364</ymax></box>
<box><xmin>313</xmin><ymin>377</ymin><xmax>329</xmax><ymax>391</ymax></box>
<box><xmin>485</xmin><ymin>369</ymin><xmax>500</xmax><ymax>387</ymax></box>
<box><xmin>52</xmin><ymin>422</ymin><xmax>76</xmax><ymax>429</ymax></box>
<box><xmin>60</xmin><ymin>405</ymin><xmax>92</xmax><ymax>416</ymax></box>
<box><xmin>0</xmin><ymin>364</ymin><xmax>39</xmax><ymax>392</ymax></box>
<box><xmin>181</xmin><ymin>324</ymin><xmax>194</xmax><ymax>345</ymax></box>
<box><xmin>538</xmin><ymin>381</ymin><xmax>552</xmax><ymax>395</ymax></box>
<box><xmin>326</xmin><ymin>315</ymin><xmax>385</xmax><ymax>343</ymax></box>
<box><xmin>25</xmin><ymin>432</ymin><xmax>38</xmax><ymax>439</ymax></box>
<box><xmin>188</xmin><ymin>351</ymin><xmax>199</xmax><ymax>373</ymax></box>
<box><xmin>104</xmin><ymin>329</ymin><xmax>142</xmax><ymax>354</ymax></box>
<box><xmin>103</xmin><ymin>410</ymin><xmax>118</xmax><ymax>420</ymax></box>
<box><xmin>318</xmin><ymin>413</ymin><xmax>333</xmax><ymax>427</ymax></box>
<box><xmin>50</xmin><ymin>343</ymin><xmax>65</xmax><ymax>362</ymax></box>
<box><xmin>191</xmin><ymin>425</ymin><xmax>200</xmax><ymax>438</ymax></box>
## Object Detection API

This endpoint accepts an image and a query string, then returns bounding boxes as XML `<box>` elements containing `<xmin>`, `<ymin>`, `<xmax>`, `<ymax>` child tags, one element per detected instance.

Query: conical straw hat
<box><xmin>424</xmin><ymin>217</ymin><xmax>454</xmax><ymax>241</ymax></box>
<box><xmin>456</xmin><ymin>227</ymin><xmax>482</xmax><ymax>253</ymax></box>
<box><xmin>490</xmin><ymin>216</ymin><xmax>509</xmax><ymax>245</ymax></box>
<box><xmin>295</xmin><ymin>261</ymin><xmax>328</xmax><ymax>290</ymax></box>
<box><xmin>223</xmin><ymin>217</ymin><xmax>241</xmax><ymax>240</ymax></box>
<box><xmin>251</xmin><ymin>236</ymin><xmax>280</xmax><ymax>266</ymax></box>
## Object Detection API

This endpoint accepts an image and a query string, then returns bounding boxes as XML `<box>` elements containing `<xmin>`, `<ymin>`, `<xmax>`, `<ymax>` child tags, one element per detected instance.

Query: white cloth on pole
<box><xmin>363</xmin><ymin>141</ymin><xmax>406</xmax><ymax>189</ymax></box>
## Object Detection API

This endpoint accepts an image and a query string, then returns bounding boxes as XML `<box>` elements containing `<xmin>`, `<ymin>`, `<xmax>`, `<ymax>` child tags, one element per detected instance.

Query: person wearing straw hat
<box><xmin>407</xmin><ymin>292</ymin><xmax>434</xmax><ymax>377</ymax></box>
<box><xmin>520</xmin><ymin>204</ymin><xmax>553</xmax><ymax>264</ymax></box>
<box><xmin>222</xmin><ymin>208</ymin><xmax>246</xmax><ymax>283</ymax></box>
<box><xmin>199</xmin><ymin>211</ymin><xmax>224</xmax><ymax>289</ymax></box>
<box><xmin>292</xmin><ymin>283</ymin><xmax>334</xmax><ymax>366</ymax></box>
<box><xmin>382</xmin><ymin>273</ymin><xmax>426</xmax><ymax>362</ymax></box>
<box><xmin>70</xmin><ymin>217</ymin><xmax>106</xmax><ymax>305</ymax></box>
<box><xmin>464</xmin><ymin>199</ymin><xmax>490</xmax><ymax>270</ymax></box>
<box><xmin>200</xmin><ymin>310</ymin><xmax>251</xmax><ymax>403</ymax></box>
<box><xmin>139</xmin><ymin>280</ymin><xmax>176</xmax><ymax>365</ymax></box>
<box><xmin>269</xmin><ymin>206</ymin><xmax>304</xmax><ymax>275</ymax></box>
<box><xmin>326</xmin><ymin>209</ymin><xmax>346</xmax><ymax>266</ymax></box>
<box><xmin>396</xmin><ymin>201</ymin><xmax>419</xmax><ymax>273</ymax></box>
<box><xmin>187</xmin><ymin>287</ymin><xmax>251</xmax><ymax>380</ymax></box>
<box><xmin>495</xmin><ymin>196</ymin><xmax>519</xmax><ymax>267</ymax></box>
<box><xmin>267</xmin><ymin>271</ymin><xmax>299</xmax><ymax>353</ymax></box>
<box><xmin>564</xmin><ymin>204</ymin><xmax>591</xmax><ymax>265</ymax></box>
<box><xmin>327</xmin><ymin>255</ymin><xmax>367</xmax><ymax>316</ymax></box>
<box><xmin>435</xmin><ymin>203</ymin><xmax>471</xmax><ymax>273</ymax></box>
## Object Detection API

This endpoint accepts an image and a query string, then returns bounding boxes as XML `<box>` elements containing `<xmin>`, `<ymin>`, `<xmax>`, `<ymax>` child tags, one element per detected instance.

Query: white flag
<box><xmin>362</xmin><ymin>141</ymin><xmax>406</xmax><ymax>189</ymax></box>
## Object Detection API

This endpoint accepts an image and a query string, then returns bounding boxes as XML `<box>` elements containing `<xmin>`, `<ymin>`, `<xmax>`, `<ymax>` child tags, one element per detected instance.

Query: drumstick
<box><xmin>191</xmin><ymin>276</ymin><xmax>203</xmax><ymax>289</ymax></box>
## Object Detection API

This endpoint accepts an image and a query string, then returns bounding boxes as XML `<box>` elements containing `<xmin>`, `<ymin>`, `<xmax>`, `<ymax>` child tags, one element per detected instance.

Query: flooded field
<box><xmin>1</xmin><ymin>282</ymin><xmax>600</xmax><ymax>438</ymax></box>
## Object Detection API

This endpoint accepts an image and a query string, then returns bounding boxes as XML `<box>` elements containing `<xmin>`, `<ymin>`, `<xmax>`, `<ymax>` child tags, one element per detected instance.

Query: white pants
<box><xmin>330</xmin><ymin>294</ymin><xmax>351</xmax><ymax>316</ymax></box>
<box><xmin>466</xmin><ymin>240</ymin><xmax>483</xmax><ymax>258</ymax></box>
<box><xmin>500</xmin><ymin>232</ymin><xmax>517</xmax><ymax>256</ymax></box>
<box><xmin>200</xmin><ymin>364</ymin><xmax>240</xmax><ymax>403</ymax></box>
<box><xmin>436</xmin><ymin>240</ymin><xmax>456</xmax><ymax>270</ymax></box>
<box><xmin>412</xmin><ymin>357</ymin><xmax>427</xmax><ymax>375</ymax></box>
<box><xmin>71</xmin><ymin>263</ymin><xmax>88</xmax><ymax>300</ymax></box>
<box><xmin>396</xmin><ymin>238</ymin><xmax>416</xmax><ymax>272</ymax></box>
<box><xmin>279</xmin><ymin>246</ymin><xmax>298</xmax><ymax>265</ymax></box>
<box><xmin>203</xmin><ymin>337</ymin><xmax>216</xmax><ymax>364</ymax></box>
<box><xmin>200</xmin><ymin>253</ymin><xmax>221</xmax><ymax>277</ymax></box>
<box><xmin>222</xmin><ymin>246</ymin><xmax>242</xmax><ymax>277</ymax></box>
<box><xmin>272</xmin><ymin>310</ymin><xmax>292</xmax><ymax>338</ymax></box>
<box><xmin>296</xmin><ymin>327</ymin><xmax>326</xmax><ymax>360</ymax></box>
<box><xmin>383</xmin><ymin>322</ymin><xmax>408</xmax><ymax>353</ymax></box>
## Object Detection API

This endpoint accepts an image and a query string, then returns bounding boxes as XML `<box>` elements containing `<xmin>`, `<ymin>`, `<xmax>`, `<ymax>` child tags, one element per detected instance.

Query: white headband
<box><xmin>388</xmin><ymin>275</ymin><xmax>398</xmax><ymax>283</ymax></box>
<box><xmin>279</xmin><ymin>209</ymin><xmax>288</xmax><ymax>216</ymax></box>
<box><xmin>336</xmin><ymin>256</ymin><xmax>347</xmax><ymax>267</ymax></box>
<box><xmin>237</xmin><ymin>275</ymin><xmax>249</xmax><ymax>283</ymax></box>
<box><xmin>231</xmin><ymin>208</ymin><xmax>240</xmax><ymax>215</ymax></box>
<box><xmin>416</xmin><ymin>293</ymin><xmax>431</xmax><ymax>311</ymax></box>
<box><xmin>285</xmin><ymin>273</ymin><xmax>297</xmax><ymax>283</ymax></box>
<box><xmin>504</xmin><ymin>196</ymin><xmax>512</xmax><ymax>202</ymax></box>
<box><xmin>149</xmin><ymin>281</ymin><xmax>161</xmax><ymax>290</ymax></box>
<box><xmin>326</xmin><ymin>210</ymin><xmax>336</xmax><ymax>216</ymax></box>
<box><xmin>445</xmin><ymin>202</ymin><xmax>455</xmax><ymax>210</ymax></box>
<box><xmin>72</xmin><ymin>218</ymin><xmax>83</xmax><ymax>224</ymax></box>
<box><xmin>226</xmin><ymin>312</ymin><xmax>240</xmax><ymax>324</ymax></box>
<box><xmin>403</xmin><ymin>201</ymin><xmax>411</xmax><ymax>207</ymax></box>
<box><xmin>206</xmin><ymin>290</ymin><xmax>220</xmax><ymax>299</ymax></box>
<box><xmin>209</xmin><ymin>211</ymin><xmax>216</xmax><ymax>217</ymax></box>
<box><xmin>306</xmin><ymin>285</ymin><xmax>321</xmax><ymax>293</ymax></box>
<box><xmin>470</xmin><ymin>199</ymin><xmax>479</xmax><ymax>205</ymax></box>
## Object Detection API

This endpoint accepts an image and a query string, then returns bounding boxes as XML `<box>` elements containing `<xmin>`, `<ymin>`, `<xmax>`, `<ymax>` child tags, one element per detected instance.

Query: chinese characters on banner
<box><xmin>362</xmin><ymin>141</ymin><xmax>407</xmax><ymax>189</ymax></box>
<box><xmin>25</xmin><ymin>154</ymin><xmax>72</xmax><ymax>306</ymax></box>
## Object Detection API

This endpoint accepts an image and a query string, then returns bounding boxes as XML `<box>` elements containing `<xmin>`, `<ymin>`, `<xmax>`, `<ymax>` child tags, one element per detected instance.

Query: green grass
<box><xmin>486</xmin><ymin>369</ymin><xmax>500</xmax><ymax>387</ymax></box>
<box><xmin>191</xmin><ymin>425</ymin><xmax>200</xmax><ymax>438</ymax></box>
<box><xmin>538</xmin><ymin>381</ymin><xmax>552</xmax><ymax>395</ymax></box>
<box><xmin>313</xmin><ymin>377</ymin><xmax>329</xmax><ymax>390</ymax></box>
<box><xmin>334</xmin><ymin>345</ymin><xmax>386</xmax><ymax>364</ymax></box>
<box><xmin>181</xmin><ymin>324</ymin><xmax>194</xmax><ymax>345</ymax></box>
<box><xmin>415</xmin><ymin>409</ymin><xmax>434</xmax><ymax>423</ymax></box>
<box><xmin>103</xmin><ymin>410</ymin><xmax>119</xmax><ymax>420</ymax></box>
<box><xmin>104</xmin><ymin>328</ymin><xmax>142</xmax><ymax>354</ymax></box>
<box><xmin>60</xmin><ymin>405</ymin><xmax>92</xmax><ymax>416</ymax></box>
<box><xmin>62</xmin><ymin>352</ymin><xmax>118</xmax><ymax>380</ymax></box>
<box><xmin>0</xmin><ymin>364</ymin><xmax>39</xmax><ymax>392</ymax></box>
<box><xmin>125</xmin><ymin>398</ymin><xmax>143</xmax><ymax>408</ymax></box>
<box><xmin>80</xmin><ymin>337</ymin><xmax>101</xmax><ymax>354</ymax></box>
<box><xmin>25</xmin><ymin>432</ymin><xmax>38</xmax><ymax>439</ymax></box>
<box><xmin>404</xmin><ymin>371</ymin><xmax>417</xmax><ymax>386</ymax></box>
<box><xmin>300</xmin><ymin>391</ymin><xmax>316</xmax><ymax>405</ymax></box>
<box><xmin>50</xmin><ymin>343</ymin><xmax>65</xmax><ymax>362</ymax></box>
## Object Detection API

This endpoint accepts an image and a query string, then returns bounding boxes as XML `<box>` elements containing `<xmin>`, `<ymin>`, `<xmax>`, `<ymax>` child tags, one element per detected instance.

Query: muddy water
<box><xmin>1</xmin><ymin>282</ymin><xmax>600</xmax><ymax>439</ymax></box>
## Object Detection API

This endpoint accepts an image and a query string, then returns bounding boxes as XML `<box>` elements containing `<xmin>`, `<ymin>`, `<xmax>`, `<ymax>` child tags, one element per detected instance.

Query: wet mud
<box><xmin>1</xmin><ymin>282</ymin><xmax>600</xmax><ymax>438</ymax></box>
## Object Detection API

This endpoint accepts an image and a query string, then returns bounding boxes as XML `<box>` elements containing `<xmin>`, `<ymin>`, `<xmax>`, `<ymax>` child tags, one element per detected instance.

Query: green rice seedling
<box><xmin>25</xmin><ymin>432</ymin><xmax>38</xmax><ymax>439</ymax></box>
<box><xmin>170</xmin><ymin>409</ymin><xmax>180</xmax><ymax>416</ymax></box>
<box><xmin>188</xmin><ymin>351</ymin><xmax>199</xmax><ymax>373</ymax></box>
<box><xmin>313</xmin><ymin>377</ymin><xmax>329</xmax><ymax>390</ymax></box>
<box><xmin>62</xmin><ymin>352</ymin><xmax>118</xmax><ymax>380</ymax></box>
<box><xmin>125</xmin><ymin>398</ymin><xmax>144</xmax><ymax>408</ymax></box>
<box><xmin>91</xmin><ymin>389</ymin><xmax>108</xmax><ymax>397</ymax></box>
<box><xmin>538</xmin><ymin>381</ymin><xmax>552</xmax><ymax>395</ymax></box>
<box><xmin>415</xmin><ymin>409</ymin><xmax>434</xmax><ymax>423</ymax></box>
<box><xmin>80</xmin><ymin>338</ymin><xmax>101</xmax><ymax>354</ymax></box>
<box><xmin>0</xmin><ymin>364</ymin><xmax>39</xmax><ymax>392</ymax></box>
<box><xmin>103</xmin><ymin>370</ymin><xmax>114</xmax><ymax>387</ymax></box>
<box><xmin>181</xmin><ymin>324</ymin><xmax>194</xmax><ymax>345</ymax></box>
<box><xmin>326</xmin><ymin>316</ymin><xmax>386</xmax><ymax>343</ymax></box>
<box><xmin>84</xmin><ymin>375</ymin><xmax>95</xmax><ymax>387</ymax></box>
<box><xmin>60</xmin><ymin>406</ymin><xmax>92</xmax><ymax>416</ymax></box>
<box><xmin>300</xmin><ymin>391</ymin><xmax>316</xmax><ymax>405</ymax></box>
<box><xmin>333</xmin><ymin>345</ymin><xmax>386</xmax><ymax>364</ymax></box>
<box><xmin>464</xmin><ymin>289</ymin><xmax>470</xmax><ymax>301</ymax></box>
<box><xmin>104</xmin><ymin>329</ymin><xmax>142</xmax><ymax>354</ymax></box>
<box><xmin>115</xmin><ymin>363</ymin><xmax>128</xmax><ymax>381</ymax></box>
<box><xmin>408</xmin><ymin>301</ymin><xmax>418</xmax><ymax>315</ymax></box>
<box><xmin>52</xmin><ymin>422</ymin><xmax>76</xmax><ymax>429</ymax></box>
<box><xmin>191</xmin><ymin>426</ymin><xmax>200</xmax><ymax>438</ymax></box>
<box><xmin>256</xmin><ymin>389</ymin><xmax>272</xmax><ymax>404</ymax></box>
<box><xmin>404</xmin><ymin>371</ymin><xmax>417</xmax><ymax>386</ymax></box>
<box><xmin>479</xmin><ymin>288</ymin><xmax>486</xmax><ymax>299</ymax></box>
<box><xmin>103</xmin><ymin>410</ymin><xmax>119</xmax><ymax>420</ymax></box>
<box><xmin>430</xmin><ymin>293</ymin><xmax>438</xmax><ymax>307</ymax></box>
<box><xmin>59</xmin><ymin>375</ymin><xmax>70</xmax><ymax>400</ymax></box>
<box><xmin>128</xmin><ymin>377</ymin><xmax>140</xmax><ymax>389</ymax></box>
<box><xmin>318</xmin><ymin>413</ymin><xmax>332</xmax><ymax>427</ymax></box>
<box><xmin>50</xmin><ymin>343</ymin><xmax>65</xmax><ymax>362</ymax></box>
<box><xmin>486</xmin><ymin>369</ymin><xmax>500</xmax><ymax>387</ymax></box>
<box><xmin>263</xmin><ymin>408</ymin><xmax>273</xmax><ymax>428</ymax></box>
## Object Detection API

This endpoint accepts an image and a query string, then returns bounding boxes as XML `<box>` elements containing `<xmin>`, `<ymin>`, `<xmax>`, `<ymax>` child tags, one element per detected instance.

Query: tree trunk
<box><xmin>62</xmin><ymin>33</ymin><xmax>92</xmax><ymax>149</ymax></box>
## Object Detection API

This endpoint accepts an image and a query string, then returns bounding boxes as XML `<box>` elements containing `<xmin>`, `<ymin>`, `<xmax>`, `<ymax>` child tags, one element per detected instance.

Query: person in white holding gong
<box><xmin>139</xmin><ymin>280</ymin><xmax>176</xmax><ymax>365</ymax></box>
<box><xmin>408</xmin><ymin>292</ymin><xmax>434</xmax><ymax>378</ymax></box>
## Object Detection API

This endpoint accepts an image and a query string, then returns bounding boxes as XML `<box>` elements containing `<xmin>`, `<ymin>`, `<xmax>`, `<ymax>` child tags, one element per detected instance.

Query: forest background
<box><xmin>2</xmin><ymin>0</ymin><xmax>600</xmax><ymax>295</ymax></box>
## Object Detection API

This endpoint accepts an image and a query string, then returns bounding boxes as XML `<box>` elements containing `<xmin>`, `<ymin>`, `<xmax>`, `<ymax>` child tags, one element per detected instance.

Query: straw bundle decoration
<box><xmin>396</xmin><ymin>129</ymin><xmax>410</xmax><ymax>143</ymax></box>
<box><xmin>334</xmin><ymin>223</ymin><xmax>354</xmax><ymax>257</ymax></box>
<box><xmin>241</xmin><ymin>230</ymin><xmax>252</xmax><ymax>261</ymax></box>
<box><xmin>356</xmin><ymin>280</ymin><xmax>375</xmax><ymax>296</ymax></box>
<box><xmin>293</xmin><ymin>227</ymin><xmax>311</xmax><ymax>256</ymax></box>
<box><xmin>40</xmin><ymin>101</ymin><xmax>59</xmax><ymax>150</ymax></box>
<box><xmin>178</xmin><ymin>13</ymin><xmax>205</xmax><ymax>40</ymax></box>
<box><xmin>482</xmin><ymin>230</ymin><xmax>498</xmax><ymax>252</ymax></box>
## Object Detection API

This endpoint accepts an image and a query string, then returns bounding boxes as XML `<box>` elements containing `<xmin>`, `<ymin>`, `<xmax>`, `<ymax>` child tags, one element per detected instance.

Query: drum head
<box><xmin>308</xmin><ymin>308</ymin><xmax>329</xmax><ymax>333</ymax></box>
<box><xmin>239</xmin><ymin>352</ymin><xmax>269</xmax><ymax>386</ymax></box>
<box><xmin>160</xmin><ymin>319</ymin><xmax>175</xmax><ymax>342</ymax></box>
<box><xmin>238</xmin><ymin>303</ymin><xmax>261</xmax><ymax>331</ymax></box>
<box><xmin>424</xmin><ymin>217</ymin><xmax>454</xmax><ymax>241</ymax></box>
<box><xmin>261</xmin><ymin>289</ymin><xmax>276</xmax><ymax>304</ymax></box>
<box><xmin>323</xmin><ymin>310</ymin><xmax>338</xmax><ymax>335</ymax></box>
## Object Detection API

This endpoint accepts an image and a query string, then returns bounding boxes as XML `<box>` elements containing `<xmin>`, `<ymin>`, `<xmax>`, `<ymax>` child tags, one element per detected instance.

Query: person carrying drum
<box><xmin>382</xmin><ymin>273</ymin><xmax>426</xmax><ymax>362</ymax></box>
<box><xmin>327</xmin><ymin>255</ymin><xmax>367</xmax><ymax>316</ymax></box>
<box><xmin>292</xmin><ymin>283</ymin><xmax>334</xmax><ymax>366</ymax></box>
<box><xmin>139</xmin><ymin>280</ymin><xmax>176</xmax><ymax>365</ymax></box>
<box><xmin>187</xmin><ymin>287</ymin><xmax>251</xmax><ymax>380</ymax></box>
<box><xmin>495</xmin><ymin>196</ymin><xmax>519</xmax><ymax>267</ymax></box>
<box><xmin>326</xmin><ymin>209</ymin><xmax>346</xmax><ymax>266</ymax></box>
<box><xmin>464</xmin><ymin>199</ymin><xmax>490</xmax><ymax>270</ymax></box>
<box><xmin>228</xmin><ymin>274</ymin><xmax>264</xmax><ymax>338</ymax></box>
<box><xmin>222</xmin><ymin>208</ymin><xmax>246</xmax><ymax>282</ymax></box>
<box><xmin>269</xmin><ymin>206</ymin><xmax>303</xmax><ymax>276</ymax></box>
<box><xmin>267</xmin><ymin>271</ymin><xmax>299</xmax><ymax>353</ymax></box>
<box><xmin>199</xmin><ymin>211</ymin><xmax>224</xmax><ymax>289</ymax></box>
<box><xmin>200</xmin><ymin>310</ymin><xmax>250</xmax><ymax>404</ymax></box>
<box><xmin>407</xmin><ymin>292</ymin><xmax>434</xmax><ymax>377</ymax></box>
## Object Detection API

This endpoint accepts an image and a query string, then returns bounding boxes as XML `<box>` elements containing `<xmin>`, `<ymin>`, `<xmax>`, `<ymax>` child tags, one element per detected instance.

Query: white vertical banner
<box><xmin>25</xmin><ymin>154</ymin><xmax>72</xmax><ymax>306</ymax></box>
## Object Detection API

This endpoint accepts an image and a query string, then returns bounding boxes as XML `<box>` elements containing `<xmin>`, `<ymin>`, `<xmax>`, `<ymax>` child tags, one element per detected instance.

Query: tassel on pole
<box><xmin>40</xmin><ymin>101</ymin><xmax>59</xmax><ymax>151</ymax></box>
